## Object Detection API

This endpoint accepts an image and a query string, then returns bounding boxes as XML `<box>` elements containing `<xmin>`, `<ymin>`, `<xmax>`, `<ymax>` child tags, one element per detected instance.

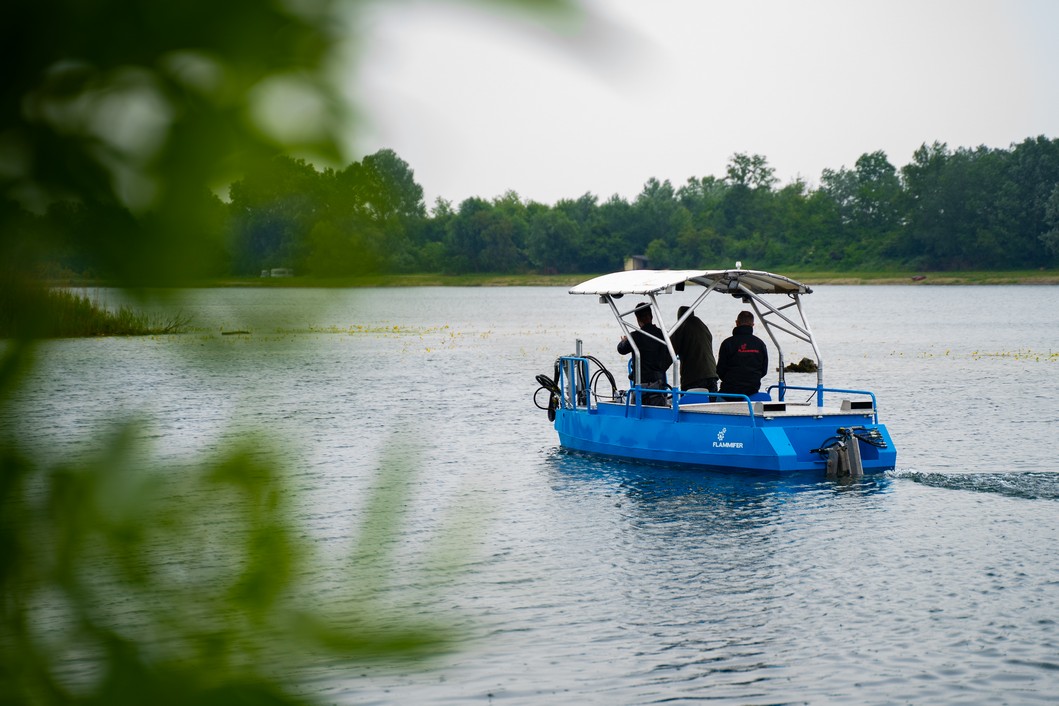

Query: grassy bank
<box><xmin>205</xmin><ymin>269</ymin><xmax>1059</xmax><ymax>288</ymax></box>
<box><xmin>44</xmin><ymin>268</ymin><xmax>1059</xmax><ymax>289</ymax></box>
<box><xmin>779</xmin><ymin>270</ymin><xmax>1059</xmax><ymax>285</ymax></box>
<box><xmin>0</xmin><ymin>287</ymin><xmax>191</xmax><ymax>338</ymax></box>
<box><xmin>210</xmin><ymin>273</ymin><xmax>584</xmax><ymax>287</ymax></box>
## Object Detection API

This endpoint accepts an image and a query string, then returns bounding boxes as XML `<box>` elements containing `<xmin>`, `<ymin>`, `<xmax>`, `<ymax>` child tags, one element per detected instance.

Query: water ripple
<box><xmin>893</xmin><ymin>470</ymin><xmax>1059</xmax><ymax>500</ymax></box>
<box><xmin>10</xmin><ymin>286</ymin><xmax>1059</xmax><ymax>704</ymax></box>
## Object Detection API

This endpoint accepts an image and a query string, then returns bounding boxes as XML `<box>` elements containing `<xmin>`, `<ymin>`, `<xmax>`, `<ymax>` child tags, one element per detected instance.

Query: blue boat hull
<box><xmin>554</xmin><ymin>403</ymin><xmax>896</xmax><ymax>473</ymax></box>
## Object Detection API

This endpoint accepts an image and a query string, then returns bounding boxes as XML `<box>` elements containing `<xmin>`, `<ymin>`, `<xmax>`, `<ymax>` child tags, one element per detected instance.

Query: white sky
<box><xmin>347</xmin><ymin>0</ymin><xmax>1059</xmax><ymax>207</ymax></box>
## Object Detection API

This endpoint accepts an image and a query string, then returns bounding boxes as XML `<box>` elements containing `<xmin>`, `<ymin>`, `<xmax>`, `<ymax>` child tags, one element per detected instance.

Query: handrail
<box><xmin>623</xmin><ymin>387</ymin><xmax>638</xmax><ymax>417</ymax></box>
<box><xmin>772</xmin><ymin>384</ymin><xmax>879</xmax><ymax>423</ymax></box>
<box><xmin>702</xmin><ymin>392</ymin><xmax>758</xmax><ymax>425</ymax></box>
<box><xmin>559</xmin><ymin>357</ymin><xmax>876</xmax><ymax>426</ymax></box>
<box><xmin>557</xmin><ymin>355</ymin><xmax>592</xmax><ymax>411</ymax></box>
<box><xmin>623</xmin><ymin>383</ymin><xmax>671</xmax><ymax>418</ymax></box>
<box><xmin>669</xmin><ymin>389</ymin><xmax>757</xmax><ymax>426</ymax></box>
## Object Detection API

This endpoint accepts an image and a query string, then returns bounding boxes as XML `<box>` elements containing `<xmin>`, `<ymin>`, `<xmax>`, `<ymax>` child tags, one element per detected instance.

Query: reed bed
<box><xmin>0</xmin><ymin>287</ymin><xmax>191</xmax><ymax>338</ymax></box>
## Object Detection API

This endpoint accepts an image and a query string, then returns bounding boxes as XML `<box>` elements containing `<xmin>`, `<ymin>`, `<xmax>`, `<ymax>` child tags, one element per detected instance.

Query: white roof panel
<box><xmin>569</xmin><ymin>270</ymin><xmax>710</xmax><ymax>295</ymax></box>
<box><xmin>570</xmin><ymin>269</ymin><xmax>811</xmax><ymax>296</ymax></box>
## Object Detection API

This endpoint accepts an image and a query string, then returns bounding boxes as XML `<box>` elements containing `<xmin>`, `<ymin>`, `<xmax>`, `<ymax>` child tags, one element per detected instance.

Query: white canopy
<box><xmin>569</xmin><ymin>269</ymin><xmax>811</xmax><ymax>296</ymax></box>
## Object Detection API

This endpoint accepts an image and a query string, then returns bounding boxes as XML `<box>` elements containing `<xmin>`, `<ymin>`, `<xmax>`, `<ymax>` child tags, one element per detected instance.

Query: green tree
<box><xmin>725</xmin><ymin>152</ymin><xmax>777</xmax><ymax>191</ymax></box>
<box><xmin>898</xmin><ymin>142</ymin><xmax>1042</xmax><ymax>269</ymax></box>
<box><xmin>528</xmin><ymin>208</ymin><xmax>580</xmax><ymax>272</ymax></box>
<box><xmin>820</xmin><ymin>166</ymin><xmax>858</xmax><ymax>228</ymax></box>
<box><xmin>417</xmin><ymin>198</ymin><xmax>456</xmax><ymax>272</ymax></box>
<box><xmin>1004</xmin><ymin>136</ymin><xmax>1059</xmax><ymax>267</ymax></box>
<box><xmin>898</xmin><ymin>141</ymin><xmax>952</xmax><ymax>268</ymax></box>
<box><xmin>355</xmin><ymin>149</ymin><xmax>427</xmax><ymax>272</ymax></box>
<box><xmin>628</xmin><ymin>178</ymin><xmax>691</xmax><ymax>261</ymax></box>
<box><xmin>305</xmin><ymin>219</ymin><xmax>358</xmax><ymax>276</ymax></box>
<box><xmin>671</xmin><ymin>176</ymin><xmax>730</xmax><ymax>267</ymax></box>
<box><xmin>559</xmin><ymin>192</ymin><xmax>621</xmax><ymax>273</ymax></box>
<box><xmin>478</xmin><ymin>191</ymin><xmax>529</xmax><ymax>271</ymax></box>
<box><xmin>228</xmin><ymin>156</ymin><xmax>325</xmax><ymax>274</ymax></box>
<box><xmin>444</xmin><ymin>197</ymin><xmax>487</xmax><ymax>272</ymax></box>
<box><xmin>768</xmin><ymin>179</ymin><xmax>826</xmax><ymax>268</ymax></box>
<box><xmin>445</xmin><ymin>196</ymin><xmax>531</xmax><ymax>273</ymax></box>
<box><xmin>677</xmin><ymin>176</ymin><xmax>727</xmax><ymax>231</ymax></box>
<box><xmin>851</xmin><ymin>150</ymin><xmax>902</xmax><ymax>234</ymax></box>
<box><xmin>796</xmin><ymin>185</ymin><xmax>845</xmax><ymax>267</ymax></box>
<box><xmin>341</xmin><ymin>148</ymin><xmax>427</xmax><ymax>223</ymax></box>
<box><xmin>720</xmin><ymin>154</ymin><xmax>778</xmax><ymax>265</ymax></box>
<box><xmin>1042</xmin><ymin>184</ymin><xmax>1059</xmax><ymax>256</ymax></box>
<box><xmin>644</xmin><ymin>237</ymin><xmax>674</xmax><ymax>268</ymax></box>
<box><xmin>847</xmin><ymin>150</ymin><xmax>902</xmax><ymax>267</ymax></box>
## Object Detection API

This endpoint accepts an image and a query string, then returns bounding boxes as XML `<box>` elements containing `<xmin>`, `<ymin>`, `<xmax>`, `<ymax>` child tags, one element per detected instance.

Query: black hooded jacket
<box><xmin>717</xmin><ymin>325</ymin><xmax>768</xmax><ymax>395</ymax></box>
<box><xmin>617</xmin><ymin>323</ymin><xmax>672</xmax><ymax>384</ymax></box>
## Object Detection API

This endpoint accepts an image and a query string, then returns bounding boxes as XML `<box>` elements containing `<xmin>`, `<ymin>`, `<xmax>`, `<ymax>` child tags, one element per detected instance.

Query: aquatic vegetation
<box><xmin>308</xmin><ymin>324</ymin><xmax>451</xmax><ymax>336</ymax></box>
<box><xmin>969</xmin><ymin>349</ymin><xmax>1059</xmax><ymax>362</ymax></box>
<box><xmin>905</xmin><ymin>348</ymin><xmax>1057</xmax><ymax>362</ymax></box>
<box><xmin>0</xmin><ymin>287</ymin><xmax>191</xmax><ymax>338</ymax></box>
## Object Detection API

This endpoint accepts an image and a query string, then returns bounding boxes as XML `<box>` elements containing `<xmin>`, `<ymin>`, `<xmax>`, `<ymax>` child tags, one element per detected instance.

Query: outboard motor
<box><xmin>816</xmin><ymin>427</ymin><xmax>865</xmax><ymax>479</ymax></box>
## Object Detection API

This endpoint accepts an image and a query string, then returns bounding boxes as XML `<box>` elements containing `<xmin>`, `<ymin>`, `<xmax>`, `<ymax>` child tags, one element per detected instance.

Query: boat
<box><xmin>535</xmin><ymin>268</ymin><xmax>896</xmax><ymax>476</ymax></box>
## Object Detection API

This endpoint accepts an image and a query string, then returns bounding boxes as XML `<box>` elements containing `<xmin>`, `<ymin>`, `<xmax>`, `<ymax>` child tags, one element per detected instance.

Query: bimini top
<box><xmin>569</xmin><ymin>269</ymin><xmax>812</xmax><ymax>296</ymax></box>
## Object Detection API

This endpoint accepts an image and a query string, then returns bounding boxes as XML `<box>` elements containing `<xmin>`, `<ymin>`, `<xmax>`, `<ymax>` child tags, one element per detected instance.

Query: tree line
<box><xmin>16</xmin><ymin>137</ymin><xmax>1059</xmax><ymax>279</ymax></box>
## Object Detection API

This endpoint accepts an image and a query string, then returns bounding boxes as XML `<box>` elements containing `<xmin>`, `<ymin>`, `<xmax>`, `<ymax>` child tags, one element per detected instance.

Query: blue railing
<box><xmin>559</xmin><ymin>355</ymin><xmax>878</xmax><ymax>425</ymax></box>
<box><xmin>672</xmin><ymin>390</ymin><xmax>757</xmax><ymax>423</ymax></box>
<box><xmin>770</xmin><ymin>384</ymin><xmax>879</xmax><ymax>423</ymax></box>
<box><xmin>557</xmin><ymin>356</ymin><xmax>592</xmax><ymax>411</ymax></box>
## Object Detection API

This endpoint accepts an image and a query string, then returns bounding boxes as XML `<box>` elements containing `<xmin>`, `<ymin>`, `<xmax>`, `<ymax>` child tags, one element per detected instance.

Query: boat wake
<box><xmin>890</xmin><ymin>470</ymin><xmax>1059</xmax><ymax>500</ymax></box>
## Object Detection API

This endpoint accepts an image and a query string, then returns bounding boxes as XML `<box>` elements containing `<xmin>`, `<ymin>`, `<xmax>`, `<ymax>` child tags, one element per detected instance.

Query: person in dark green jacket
<box><xmin>671</xmin><ymin>305</ymin><xmax>718</xmax><ymax>391</ymax></box>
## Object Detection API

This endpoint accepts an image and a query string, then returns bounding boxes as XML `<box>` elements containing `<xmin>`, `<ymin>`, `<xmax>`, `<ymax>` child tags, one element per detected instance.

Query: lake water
<box><xmin>8</xmin><ymin>285</ymin><xmax>1059</xmax><ymax>704</ymax></box>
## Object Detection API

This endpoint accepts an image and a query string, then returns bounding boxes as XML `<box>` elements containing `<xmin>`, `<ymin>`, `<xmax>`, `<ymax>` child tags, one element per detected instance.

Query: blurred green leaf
<box><xmin>1</xmin><ymin>1</ymin><xmax>584</xmax><ymax>704</ymax></box>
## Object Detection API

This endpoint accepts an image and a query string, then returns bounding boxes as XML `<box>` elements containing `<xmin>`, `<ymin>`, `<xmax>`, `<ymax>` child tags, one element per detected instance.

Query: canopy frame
<box><xmin>571</xmin><ymin>269</ymin><xmax>823</xmax><ymax>403</ymax></box>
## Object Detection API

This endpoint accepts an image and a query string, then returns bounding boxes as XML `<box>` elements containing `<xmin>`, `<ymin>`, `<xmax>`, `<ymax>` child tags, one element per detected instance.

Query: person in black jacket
<box><xmin>671</xmin><ymin>305</ymin><xmax>718</xmax><ymax>391</ymax></box>
<box><xmin>717</xmin><ymin>310</ymin><xmax>768</xmax><ymax>397</ymax></box>
<box><xmin>617</xmin><ymin>303</ymin><xmax>672</xmax><ymax>402</ymax></box>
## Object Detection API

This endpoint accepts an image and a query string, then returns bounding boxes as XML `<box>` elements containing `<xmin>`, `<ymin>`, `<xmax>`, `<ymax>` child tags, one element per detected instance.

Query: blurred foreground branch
<box><xmin>1</xmin><ymin>1</ymin><xmax>584</xmax><ymax>703</ymax></box>
<box><xmin>0</xmin><ymin>426</ymin><xmax>450</xmax><ymax>704</ymax></box>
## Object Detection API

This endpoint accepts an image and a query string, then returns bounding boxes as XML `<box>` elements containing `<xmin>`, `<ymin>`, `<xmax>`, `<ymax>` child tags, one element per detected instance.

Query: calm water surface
<box><xmin>8</xmin><ymin>285</ymin><xmax>1059</xmax><ymax>704</ymax></box>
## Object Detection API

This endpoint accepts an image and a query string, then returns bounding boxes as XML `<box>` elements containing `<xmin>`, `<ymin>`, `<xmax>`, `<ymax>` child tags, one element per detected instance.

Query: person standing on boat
<box><xmin>670</xmin><ymin>305</ymin><xmax>719</xmax><ymax>391</ymax></box>
<box><xmin>717</xmin><ymin>310</ymin><xmax>768</xmax><ymax>397</ymax></box>
<box><xmin>617</xmin><ymin>302</ymin><xmax>672</xmax><ymax>387</ymax></box>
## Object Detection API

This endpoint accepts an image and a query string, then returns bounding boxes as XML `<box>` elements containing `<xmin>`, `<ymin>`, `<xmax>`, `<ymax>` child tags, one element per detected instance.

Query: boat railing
<box><xmin>618</xmin><ymin>388</ymin><xmax>759</xmax><ymax>424</ymax></box>
<box><xmin>557</xmin><ymin>355</ymin><xmax>622</xmax><ymax>411</ymax></box>
<box><xmin>558</xmin><ymin>355</ymin><xmax>879</xmax><ymax>425</ymax></box>
<box><xmin>557</xmin><ymin>355</ymin><xmax>591</xmax><ymax>410</ymax></box>
<box><xmin>619</xmin><ymin>383</ymin><xmax>690</xmax><ymax>419</ymax></box>
<box><xmin>671</xmin><ymin>390</ymin><xmax>757</xmax><ymax>422</ymax></box>
<box><xmin>771</xmin><ymin>384</ymin><xmax>879</xmax><ymax>423</ymax></box>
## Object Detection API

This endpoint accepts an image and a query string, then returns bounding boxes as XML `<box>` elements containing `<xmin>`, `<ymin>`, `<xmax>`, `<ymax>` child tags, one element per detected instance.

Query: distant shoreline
<box><xmin>50</xmin><ymin>270</ymin><xmax>1059</xmax><ymax>288</ymax></box>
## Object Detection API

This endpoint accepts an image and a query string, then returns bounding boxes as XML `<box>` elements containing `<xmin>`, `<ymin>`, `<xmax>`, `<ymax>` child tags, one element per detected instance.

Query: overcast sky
<box><xmin>347</xmin><ymin>0</ymin><xmax>1059</xmax><ymax>208</ymax></box>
